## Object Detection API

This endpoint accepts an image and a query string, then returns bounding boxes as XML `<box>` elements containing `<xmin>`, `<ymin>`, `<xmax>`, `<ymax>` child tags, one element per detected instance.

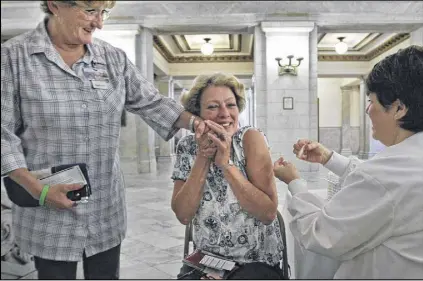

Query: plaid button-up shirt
<box><xmin>1</xmin><ymin>19</ymin><xmax>184</xmax><ymax>261</ymax></box>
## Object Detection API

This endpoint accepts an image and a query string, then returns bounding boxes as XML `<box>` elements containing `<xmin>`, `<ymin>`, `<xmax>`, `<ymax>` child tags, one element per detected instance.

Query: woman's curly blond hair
<box><xmin>40</xmin><ymin>1</ymin><xmax>116</xmax><ymax>15</ymax></box>
<box><xmin>180</xmin><ymin>72</ymin><xmax>246</xmax><ymax>116</ymax></box>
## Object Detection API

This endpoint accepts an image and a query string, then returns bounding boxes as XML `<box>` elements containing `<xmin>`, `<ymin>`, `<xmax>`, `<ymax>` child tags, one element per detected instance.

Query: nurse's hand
<box><xmin>293</xmin><ymin>139</ymin><xmax>333</xmax><ymax>165</ymax></box>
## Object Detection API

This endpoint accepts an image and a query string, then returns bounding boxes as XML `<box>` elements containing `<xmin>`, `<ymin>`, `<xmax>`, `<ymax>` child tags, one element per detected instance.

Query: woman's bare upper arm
<box><xmin>242</xmin><ymin>129</ymin><xmax>277</xmax><ymax>201</ymax></box>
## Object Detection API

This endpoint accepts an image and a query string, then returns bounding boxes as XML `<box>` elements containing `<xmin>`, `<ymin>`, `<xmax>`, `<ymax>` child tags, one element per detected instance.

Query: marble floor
<box><xmin>1</xmin><ymin>158</ymin><xmax>331</xmax><ymax>279</ymax></box>
<box><xmin>79</xmin><ymin>159</ymin><xmax>330</xmax><ymax>279</ymax></box>
<box><xmin>77</xmin><ymin>160</ymin><xmax>186</xmax><ymax>279</ymax></box>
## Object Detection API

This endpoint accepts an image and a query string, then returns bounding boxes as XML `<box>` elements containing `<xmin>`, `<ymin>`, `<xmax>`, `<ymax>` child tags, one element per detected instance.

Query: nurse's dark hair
<box><xmin>366</xmin><ymin>45</ymin><xmax>423</xmax><ymax>133</ymax></box>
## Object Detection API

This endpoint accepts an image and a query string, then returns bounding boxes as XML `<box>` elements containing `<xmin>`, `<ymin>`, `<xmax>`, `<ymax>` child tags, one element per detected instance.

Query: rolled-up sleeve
<box><xmin>122</xmin><ymin>53</ymin><xmax>184</xmax><ymax>141</ymax></box>
<box><xmin>1</xmin><ymin>45</ymin><xmax>27</xmax><ymax>176</ymax></box>
<box><xmin>287</xmin><ymin>169</ymin><xmax>394</xmax><ymax>260</ymax></box>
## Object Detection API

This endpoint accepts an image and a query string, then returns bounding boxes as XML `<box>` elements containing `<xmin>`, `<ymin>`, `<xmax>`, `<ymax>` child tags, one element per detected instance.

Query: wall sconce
<box><xmin>275</xmin><ymin>55</ymin><xmax>304</xmax><ymax>76</ymax></box>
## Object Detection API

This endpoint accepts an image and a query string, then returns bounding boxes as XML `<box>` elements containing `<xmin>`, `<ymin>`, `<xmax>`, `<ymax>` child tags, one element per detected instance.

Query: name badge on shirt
<box><xmin>91</xmin><ymin>80</ymin><xmax>110</xmax><ymax>89</ymax></box>
<box><xmin>83</xmin><ymin>67</ymin><xmax>109</xmax><ymax>81</ymax></box>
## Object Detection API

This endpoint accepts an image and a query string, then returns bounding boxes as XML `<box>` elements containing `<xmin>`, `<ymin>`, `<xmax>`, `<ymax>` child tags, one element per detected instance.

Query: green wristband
<box><xmin>39</xmin><ymin>185</ymin><xmax>50</xmax><ymax>206</ymax></box>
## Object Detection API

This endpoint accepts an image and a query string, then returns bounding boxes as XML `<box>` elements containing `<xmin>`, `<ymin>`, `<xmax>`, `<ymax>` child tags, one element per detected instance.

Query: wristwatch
<box><xmin>222</xmin><ymin>159</ymin><xmax>234</xmax><ymax>170</ymax></box>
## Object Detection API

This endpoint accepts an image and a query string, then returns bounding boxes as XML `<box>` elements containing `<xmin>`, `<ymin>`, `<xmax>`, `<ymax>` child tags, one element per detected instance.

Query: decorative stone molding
<box><xmin>261</xmin><ymin>21</ymin><xmax>315</xmax><ymax>34</ymax></box>
<box><xmin>366</xmin><ymin>33</ymin><xmax>410</xmax><ymax>59</ymax></box>
<box><xmin>319</xmin><ymin>33</ymin><xmax>410</xmax><ymax>61</ymax></box>
<box><xmin>171</xmin><ymin>34</ymin><xmax>242</xmax><ymax>53</ymax></box>
<box><xmin>153</xmin><ymin>35</ymin><xmax>253</xmax><ymax>63</ymax></box>
<box><xmin>319</xmin><ymin>33</ymin><xmax>382</xmax><ymax>52</ymax></box>
<box><xmin>318</xmin><ymin>55</ymin><xmax>369</xmax><ymax>61</ymax></box>
<box><xmin>340</xmin><ymin>85</ymin><xmax>355</xmax><ymax>91</ymax></box>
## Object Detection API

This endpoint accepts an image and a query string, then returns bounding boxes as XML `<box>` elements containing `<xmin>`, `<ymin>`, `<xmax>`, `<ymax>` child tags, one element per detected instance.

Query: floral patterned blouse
<box><xmin>172</xmin><ymin>126</ymin><xmax>284</xmax><ymax>266</ymax></box>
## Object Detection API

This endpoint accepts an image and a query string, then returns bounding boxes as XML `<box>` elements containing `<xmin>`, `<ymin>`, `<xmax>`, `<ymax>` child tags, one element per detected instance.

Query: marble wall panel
<box><xmin>319</xmin><ymin>126</ymin><xmax>360</xmax><ymax>154</ymax></box>
<box><xmin>351</xmin><ymin>126</ymin><xmax>360</xmax><ymax>155</ymax></box>
<box><xmin>319</xmin><ymin>127</ymin><xmax>341</xmax><ymax>153</ymax></box>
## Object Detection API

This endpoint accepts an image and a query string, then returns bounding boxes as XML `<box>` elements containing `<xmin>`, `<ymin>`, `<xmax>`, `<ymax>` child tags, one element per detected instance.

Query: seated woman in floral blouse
<box><xmin>171</xmin><ymin>72</ymin><xmax>285</xmax><ymax>279</ymax></box>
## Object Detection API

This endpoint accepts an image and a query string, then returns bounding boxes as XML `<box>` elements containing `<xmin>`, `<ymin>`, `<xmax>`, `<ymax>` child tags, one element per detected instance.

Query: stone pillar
<box><xmin>253</xmin><ymin>27</ymin><xmax>267</xmax><ymax>131</ymax></box>
<box><xmin>259</xmin><ymin>22</ymin><xmax>318</xmax><ymax>173</ymax></box>
<box><xmin>411</xmin><ymin>27</ymin><xmax>423</xmax><ymax>45</ymax></box>
<box><xmin>358</xmin><ymin>77</ymin><xmax>371</xmax><ymax>159</ymax></box>
<box><xmin>250</xmin><ymin>75</ymin><xmax>257</xmax><ymax>127</ymax></box>
<box><xmin>156</xmin><ymin>76</ymin><xmax>175</xmax><ymax>163</ymax></box>
<box><xmin>340</xmin><ymin>86</ymin><xmax>353</xmax><ymax>156</ymax></box>
<box><xmin>246</xmin><ymin>87</ymin><xmax>253</xmax><ymax>126</ymax></box>
<box><xmin>135</xmin><ymin>27</ymin><xmax>157</xmax><ymax>173</ymax></box>
<box><xmin>259</xmin><ymin>22</ymin><xmax>317</xmax><ymax>279</ymax></box>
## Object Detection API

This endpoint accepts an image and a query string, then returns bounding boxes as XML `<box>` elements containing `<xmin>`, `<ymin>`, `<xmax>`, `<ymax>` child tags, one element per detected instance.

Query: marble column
<box><xmin>246</xmin><ymin>87</ymin><xmax>253</xmax><ymax>126</ymax></box>
<box><xmin>259</xmin><ymin>22</ymin><xmax>319</xmax><ymax>174</ymax></box>
<box><xmin>135</xmin><ymin>27</ymin><xmax>157</xmax><ymax>173</ymax></box>
<box><xmin>340</xmin><ymin>86</ymin><xmax>353</xmax><ymax>156</ymax></box>
<box><xmin>410</xmin><ymin>27</ymin><xmax>423</xmax><ymax>45</ymax></box>
<box><xmin>259</xmin><ymin>21</ymin><xmax>318</xmax><ymax>279</ymax></box>
<box><xmin>250</xmin><ymin>75</ymin><xmax>257</xmax><ymax>127</ymax></box>
<box><xmin>156</xmin><ymin>76</ymin><xmax>176</xmax><ymax>163</ymax></box>
<box><xmin>253</xmin><ymin>26</ymin><xmax>267</xmax><ymax>132</ymax></box>
<box><xmin>358</xmin><ymin>77</ymin><xmax>371</xmax><ymax>159</ymax></box>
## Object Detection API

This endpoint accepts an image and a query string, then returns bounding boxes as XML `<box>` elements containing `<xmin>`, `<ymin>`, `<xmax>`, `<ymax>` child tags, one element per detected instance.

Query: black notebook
<box><xmin>3</xmin><ymin>163</ymin><xmax>92</xmax><ymax>207</ymax></box>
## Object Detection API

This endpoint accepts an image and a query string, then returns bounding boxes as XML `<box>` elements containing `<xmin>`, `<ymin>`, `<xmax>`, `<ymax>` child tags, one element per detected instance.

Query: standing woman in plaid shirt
<box><xmin>1</xmin><ymin>1</ymin><xmax>206</xmax><ymax>279</ymax></box>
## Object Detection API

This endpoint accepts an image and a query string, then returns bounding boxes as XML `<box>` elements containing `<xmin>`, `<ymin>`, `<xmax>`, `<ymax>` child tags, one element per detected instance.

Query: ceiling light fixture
<box><xmin>335</xmin><ymin>37</ymin><xmax>348</xmax><ymax>54</ymax></box>
<box><xmin>200</xmin><ymin>38</ymin><xmax>214</xmax><ymax>56</ymax></box>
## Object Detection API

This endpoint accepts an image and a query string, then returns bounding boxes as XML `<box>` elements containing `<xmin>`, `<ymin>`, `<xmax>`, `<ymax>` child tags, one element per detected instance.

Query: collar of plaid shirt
<box><xmin>27</xmin><ymin>17</ymin><xmax>106</xmax><ymax>67</ymax></box>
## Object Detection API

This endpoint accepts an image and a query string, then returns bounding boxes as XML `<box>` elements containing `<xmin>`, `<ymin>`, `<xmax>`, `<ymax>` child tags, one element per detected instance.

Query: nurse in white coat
<box><xmin>273</xmin><ymin>45</ymin><xmax>423</xmax><ymax>279</ymax></box>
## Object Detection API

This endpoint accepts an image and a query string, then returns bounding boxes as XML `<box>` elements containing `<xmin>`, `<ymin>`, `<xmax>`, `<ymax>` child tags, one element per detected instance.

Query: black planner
<box><xmin>3</xmin><ymin>163</ymin><xmax>92</xmax><ymax>207</ymax></box>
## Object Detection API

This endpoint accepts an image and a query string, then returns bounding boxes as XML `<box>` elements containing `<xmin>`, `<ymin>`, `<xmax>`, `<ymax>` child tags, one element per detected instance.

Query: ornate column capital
<box><xmin>340</xmin><ymin>85</ymin><xmax>355</xmax><ymax>91</ymax></box>
<box><xmin>261</xmin><ymin>21</ymin><xmax>315</xmax><ymax>34</ymax></box>
<box><xmin>156</xmin><ymin>75</ymin><xmax>173</xmax><ymax>83</ymax></box>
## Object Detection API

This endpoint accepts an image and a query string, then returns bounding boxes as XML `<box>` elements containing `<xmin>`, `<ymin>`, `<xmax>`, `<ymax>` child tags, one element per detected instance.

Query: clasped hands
<box><xmin>194</xmin><ymin>119</ymin><xmax>231</xmax><ymax>168</ymax></box>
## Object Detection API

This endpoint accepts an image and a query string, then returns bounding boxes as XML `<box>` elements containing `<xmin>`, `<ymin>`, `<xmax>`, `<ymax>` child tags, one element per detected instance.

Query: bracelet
<box><xmin>189</xmin><ymin>115</ymin><xmax>196</xmax><ymax>134</ymax></box>
<box><xmin>39</xmin><ymin>184</ymin><xmax>50</xmax><ymax>206</ymax></box>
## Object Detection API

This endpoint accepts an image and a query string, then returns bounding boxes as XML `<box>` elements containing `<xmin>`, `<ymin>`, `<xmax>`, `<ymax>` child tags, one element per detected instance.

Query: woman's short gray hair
<box><xmin>180</xmin><ymin>72</ymin><xmax>246</xmax><ymax>115</ymax></box>
<box><xmin>40</xmin><ymin>1</ymin><xmax>116</xmax><ymax>15</ymax></box>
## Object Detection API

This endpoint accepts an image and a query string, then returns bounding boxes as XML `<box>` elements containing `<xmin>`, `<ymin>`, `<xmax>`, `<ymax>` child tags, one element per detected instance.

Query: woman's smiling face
<box><xmin>200</xmin><ymin>85</ymin><xmax>240</xmax><ymax>137</ymax></box>
<box><xmin>50</xmin><ymin>1</ymin><xmax>108</xmax><ymax>45</ymax></box>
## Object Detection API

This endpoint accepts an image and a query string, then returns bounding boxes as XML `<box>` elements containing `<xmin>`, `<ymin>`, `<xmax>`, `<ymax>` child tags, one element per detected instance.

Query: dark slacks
<box><xmin>34</xmin><ymin>244</ymin><xmax>121</xmax><ymax>280</ymax></box>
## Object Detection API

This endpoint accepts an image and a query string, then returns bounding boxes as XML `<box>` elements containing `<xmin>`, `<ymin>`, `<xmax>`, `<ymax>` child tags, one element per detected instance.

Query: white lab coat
<box><xmin>287</xmin><ymin>132</ymin><xmax>423</xmax><ymax>279</ymax></box>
